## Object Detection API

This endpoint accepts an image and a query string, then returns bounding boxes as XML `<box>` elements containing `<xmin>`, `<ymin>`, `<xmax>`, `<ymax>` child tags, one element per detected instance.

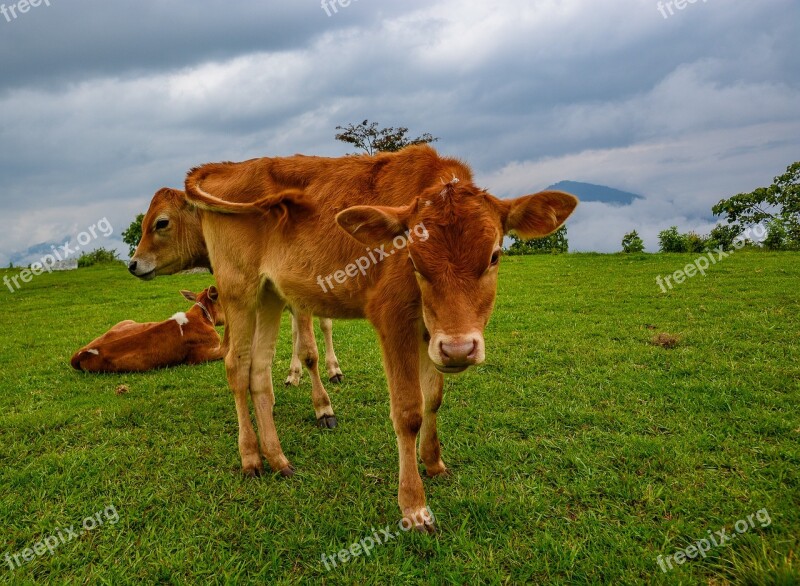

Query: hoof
<box><xmin>413</xmin><ymin>522</ymin><xmax>437</xmax><ymax>535</ymax></box>
<box><xmin>402</xmin><ymin>507</ymin><xmax>436</xmax><ymax>535</ymax></box>
<box><xmin>279</xmin><ymin>465</ymin><xmax>295</xmax><ymax>478</ymax></box>
<box><xmin>284</xmin><ymin>376</ymin><xmax>300</xmax><ymax>387</ymax></box>
<box><xmin>329</xmin><ymin>374</ymin><xmax>344</xmax><ymax>384</ymax></box>
<box><xmin>242</xmin><ymin>465</ymin><xmax>263</xmax><ymax>478</ymax></box>
<box><xmin>425</xmin><ymin>466</ymin><xmax>451</xmax><ymax>478</ymax></box>
<box><xmin>316</xmin><ymin>414</ymin><xmax>338</xmax><ymax>429</ymax></box>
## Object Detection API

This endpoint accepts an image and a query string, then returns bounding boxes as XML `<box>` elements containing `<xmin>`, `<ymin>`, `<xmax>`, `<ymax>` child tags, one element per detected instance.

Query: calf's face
<box><xmin>129</xmin><ymin>188</ymin><xmax>208</xmax><ymax>280</ymax></box>
<box><xmin>181</xmin><ymin>286</ymin><xmax>225</xmax><ymax>326</ymax></box>
<box><xmin>337</xmin><ymin>185</ymin><xmax>577</xmax><ymax>373</ymax></box>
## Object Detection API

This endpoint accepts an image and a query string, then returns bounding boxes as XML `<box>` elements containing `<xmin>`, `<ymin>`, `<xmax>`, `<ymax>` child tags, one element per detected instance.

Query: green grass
<box><xmin>1</xmin><ymin>253</ymin><xmax>798</xmax><ymax>585</ymax></box>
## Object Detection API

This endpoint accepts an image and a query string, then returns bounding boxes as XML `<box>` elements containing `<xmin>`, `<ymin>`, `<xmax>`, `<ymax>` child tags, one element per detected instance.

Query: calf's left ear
<box><xmin>499</xmin><ymin>190</ymin><xmax>578</xmax><ymax>239</ymax></box>
<box><xmin>336</xmin><ymin>203</ymin><xmax>415</xmax><ymax>246</ymax></box>
<box><xmin>207</xmin><ymin>286</ymin><xmax>219</xmax><ymax>302</ymax></box>
<box><xmin>181</xmin><ymin>290</ymin><xmax>197</xmax><ymax>302</ymax></box>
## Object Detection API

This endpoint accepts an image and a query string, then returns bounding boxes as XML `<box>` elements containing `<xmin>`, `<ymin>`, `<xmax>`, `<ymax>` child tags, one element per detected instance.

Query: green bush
<box><xmin>708</xmin><ymin>224</ymin><xmax>742</xmax><ymax>251</ymax></box>
<box><xmin>657</xmin><ymin>226</ymin><xmax>687</xmax><ymax>253</ymax></box>
<box><xmin>763</xmin><ymin>220</ymin><xmax>787</xmax><ymax>250</ymax></box>
<box><xmin>77</xmin><ymin>247</ymin><xmax>122</xmax><ymax>268</ymax></box>
<box><xmin>621</xmin><ymin>230</ymin><xmax>645</xmax><ymax>253</ymax></box>
<box><xmin>684</xmin><ymin>231</ymin><xmax>709</xmax><ymax>253</ymax></box>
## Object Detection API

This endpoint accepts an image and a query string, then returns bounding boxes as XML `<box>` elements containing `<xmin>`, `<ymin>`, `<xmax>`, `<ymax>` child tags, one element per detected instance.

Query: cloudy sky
<box><xmin>1</xmin><ymin>0</ymin><xmax>798</xmax><ymax>261</ymax></box>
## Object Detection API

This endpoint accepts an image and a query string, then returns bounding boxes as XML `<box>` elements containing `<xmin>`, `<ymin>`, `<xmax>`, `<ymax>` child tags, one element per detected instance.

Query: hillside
<box><xmin>547</xmin><ymin>180</ymin><xmax>643</xmax><ymax>206</ymax></box>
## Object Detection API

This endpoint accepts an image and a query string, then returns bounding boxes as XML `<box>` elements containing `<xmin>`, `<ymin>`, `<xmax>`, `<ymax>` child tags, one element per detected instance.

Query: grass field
<box><xmin>1</xmin><ymin>252</ymin><xmax>798</xmax><ymax>585</ymax></box>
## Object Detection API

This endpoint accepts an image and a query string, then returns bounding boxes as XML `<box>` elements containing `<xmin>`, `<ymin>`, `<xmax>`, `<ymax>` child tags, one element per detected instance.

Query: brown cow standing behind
<box><xmin>127</xmin><ymin>188</ymin><xmax>343</xmax><ymax>428</ymax></box>
<box><xmin>71</xmin><ymin>287</ymin><xmax>225</xmax><ymax>373</ymax></box>
<box><xmin>129</xmin><ymin>145</ymin><xmax>578</xmax><ymax>531</ymax></box>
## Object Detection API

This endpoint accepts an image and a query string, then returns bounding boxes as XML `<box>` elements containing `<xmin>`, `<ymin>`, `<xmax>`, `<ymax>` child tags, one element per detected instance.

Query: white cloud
<box><xmin>0</xmin><ymin>0</ymin><xmax>798</xmax><ymax>262</ymax></box>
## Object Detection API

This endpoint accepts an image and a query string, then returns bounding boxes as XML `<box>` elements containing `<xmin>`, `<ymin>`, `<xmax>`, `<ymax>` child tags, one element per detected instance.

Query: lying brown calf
<box><xmin>70</xmin><ymin>287</ymin><xmax>225</xmax><ymax>373</ymax></box>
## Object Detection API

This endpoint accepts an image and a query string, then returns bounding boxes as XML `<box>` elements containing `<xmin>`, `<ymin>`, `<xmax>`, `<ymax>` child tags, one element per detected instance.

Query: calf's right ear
<box><xmin>180</xmin><ymin>290</ymin><xmax>197</xmax><ymax>302</ymax></box>
<box><xmin>500</xmin><ymin>190</ymin><xmax>578</xmax><ymax>239</ymax></box>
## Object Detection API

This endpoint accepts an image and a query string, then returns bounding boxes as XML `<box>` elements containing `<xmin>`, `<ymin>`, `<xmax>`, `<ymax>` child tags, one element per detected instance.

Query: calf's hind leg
<box><xmin>295</xmin><ymin>313</ymin><xmax>337</xmax><ymax>429</ymax></box>
<box><xmin>249</xmin><ymin>293</ymin><xmax>294</xmax><ymax>476</ymax></box>
<box><xmin>285</xmin><ymin>313</ymin><xmax>303</xmax><ymax>387</ymax></box>
<box><xmin>319</xmin><ymin>318</ymin><xmax>344</xmax><ymax>383</ymax></box>
<box><xmin>221</xmin><ymin>293</ymin><xmax>263</xmax><ymax>477</ymax></box>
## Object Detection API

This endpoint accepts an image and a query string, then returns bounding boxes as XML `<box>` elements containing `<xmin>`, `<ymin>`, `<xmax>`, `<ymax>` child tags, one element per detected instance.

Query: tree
<box><xmin>712</xmin><ymin>161</ymin><xmax>800</xmax><ymax>247</ymax></box>
<box><xmin>335</xmin><ymin>120</ymin><xmax>437</xmax><ymax>155</ymax></box>
<box><xmin>505</xmin><ymin>226</ymin><xmax>569</xmax><ymax>255</ymax></box>
<box><xmin>621</xmin><ymin>230</ymin><xmax>645</xmax><ymax>253</ymax></box>
<box><xmin>122</xmin><ymin>213</ymin><xmax>144</xmax><ymax>257</ymax></box>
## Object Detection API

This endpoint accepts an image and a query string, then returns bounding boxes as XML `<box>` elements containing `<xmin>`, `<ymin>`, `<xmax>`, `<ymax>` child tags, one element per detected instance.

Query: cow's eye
<box><xmin>490</xmin><ymin>249</ymin><xmax>501</xmax><ymax>267</ymax></box>
<box><xmin>155</xmin><ymin>219</ymin><xmax>169</xmax><ymax>230</ymax></box>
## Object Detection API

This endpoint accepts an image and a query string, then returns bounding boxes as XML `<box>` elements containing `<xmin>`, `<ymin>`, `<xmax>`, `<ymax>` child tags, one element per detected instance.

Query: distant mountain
<box><xmin>546</xmin><ymin>181</ymin><xmax>643</xmax><ymax>206</ymax></box>
<box><xmin>7</xmin><ymin>236</ymin><xmax>127</xmax><ymax>267</ymax></box>
<box><xmin>8</xmin><ymin>238</ymin><xmax>71</xmax><ymax>266</ymax></box>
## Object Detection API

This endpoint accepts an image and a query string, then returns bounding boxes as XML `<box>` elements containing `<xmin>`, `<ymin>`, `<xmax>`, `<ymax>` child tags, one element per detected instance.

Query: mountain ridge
<box><xmin>546</xmin><ymin>180</ymin><xmax>643</xmax><ymax>206</ymax></box>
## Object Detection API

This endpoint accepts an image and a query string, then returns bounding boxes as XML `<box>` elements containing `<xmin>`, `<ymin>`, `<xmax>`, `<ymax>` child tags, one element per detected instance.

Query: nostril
<box><xmin>439</xmin><ymin>339</ymin><xmax>478</xmax><ymax>363</ymax></box>
<box><xmin>128</xmin><ymin>261</ymin><xmax>137</xmax><ymax>274</ymax></box>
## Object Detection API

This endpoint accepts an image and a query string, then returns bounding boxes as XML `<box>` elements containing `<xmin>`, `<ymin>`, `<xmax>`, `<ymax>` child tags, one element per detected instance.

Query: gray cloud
<box><xmin>0</xmin><ymin>0</ymin><xmax>798</xmax><ymax>261</ymax></box>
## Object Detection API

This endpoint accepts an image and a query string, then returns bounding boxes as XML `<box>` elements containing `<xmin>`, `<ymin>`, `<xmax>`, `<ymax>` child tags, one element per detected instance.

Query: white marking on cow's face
<box><xmin>171</xmin><ymin>311</ymin><xmax>189</xmax><ymax>336</ymax></box>
<box><xmin>87</xmin><ymin>349</ymin><xmax>99</xmax><ymax>355</ymax></box>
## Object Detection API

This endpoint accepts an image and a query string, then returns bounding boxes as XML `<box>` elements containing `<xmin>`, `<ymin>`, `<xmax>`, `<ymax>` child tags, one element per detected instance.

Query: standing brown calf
<box><xmin>71</xmin><ymin>287</ymin><xmax>225</xmax><ymax>372</ymax></box>
<box><xmin>129</xmin><ymin>188</ymin><xmax>342</xmax><ymax>428</ymax></box>
<box><xmin>130</xmin><ymin>145</ymin><xmax>578</xmax><ymax>531</ymax></box>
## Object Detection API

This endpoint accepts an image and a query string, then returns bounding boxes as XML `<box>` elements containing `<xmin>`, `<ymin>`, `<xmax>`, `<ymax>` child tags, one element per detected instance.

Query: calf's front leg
<box><xmin>419</xmin><ymin>341</ymin><xmax>448</xmax><ymax>477</ymax></box>
<box><xmin>378</xmin><ymin>324</ymin><xmax>436</xmax><ymax>533</ymax></box>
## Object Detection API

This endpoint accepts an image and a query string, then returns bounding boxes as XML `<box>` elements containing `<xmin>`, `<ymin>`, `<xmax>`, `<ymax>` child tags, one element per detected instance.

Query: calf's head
<box><xmin>337</xmin><ymin>183</ymin><xmax>577</xmax><ymax>373</ymax></box>
<box><xmin>129</xmin><ymin>188</ymin><xmax>209</xmax><ymax>280</ymax></box>
<box><xmin>180</xmin><ymin>286</ymin><xmax>225</xmax><ymax>326</ymax></box>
